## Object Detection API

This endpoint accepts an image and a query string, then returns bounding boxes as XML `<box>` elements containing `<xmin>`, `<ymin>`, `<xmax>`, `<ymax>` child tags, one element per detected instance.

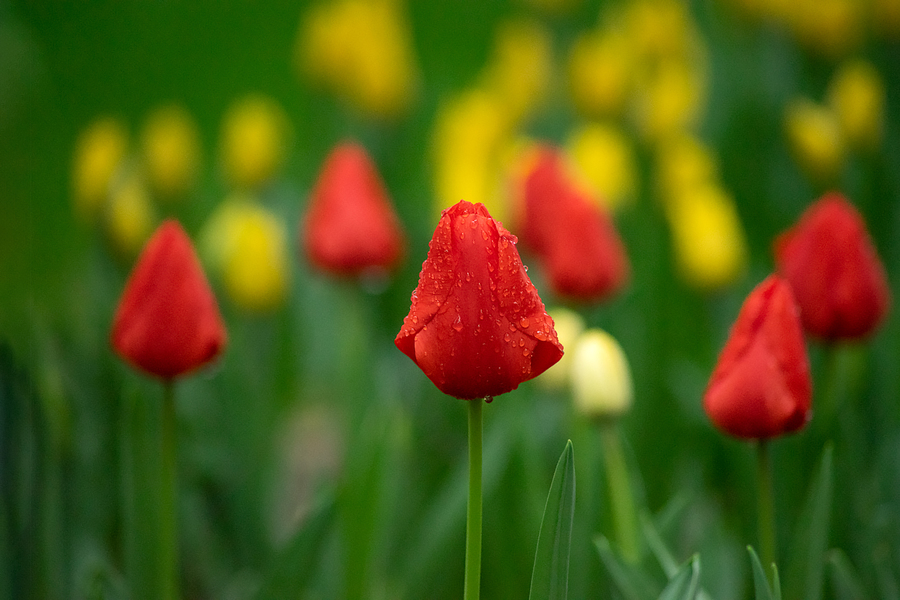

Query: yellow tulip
<box><xmin>480</xmin><ymin>18</ymin><xmax>553</xmax><ymax>124</ymax></box>
<box><xmin>784</xmin><ymin>98</ymin><xmax>845</xmax><ymax>183</ymax></box>
<box><xmin>537</xmin><ymin>307</ymin><xmax>586</xmax><ymax>390</ymax></box>
<box><xmin>72</xmin><ymin>117</ymin><xmax>128</xmax><ymax>221</ymax></box>
<box><xmin>633</xmin><ymin>58</ymin><xmax>707</xmax><ymax>145</ymax></box>
<box><xmin>141</xmin><ymin>104</ymin><xmax>202</xmax><ymax>199</ymax></box>
<box><xmin>566</xmin><ymin>122</ymin><xmax>638</xmax><ymax>212</ymax></box>
<box><xmin>104</xmin><ymin>174</ymin><xmax>157</xmax><ymax>259</ymax></box>
<box><xmin>221</xmin><ymin>95</ymin><xmax>290</xmax><ymax>190</ymax></box>
<box><xmin>787</xmin><ymin>0</ymin><xmax>862</xmax><ymax>57</ymax></box>
<box><xmin>872</xmin><ymin>0</ymin><xmax>900</xmax><ymax>39</ymax></box>
<box><xmin>567</xmin><ymin>28</ymin><xmax>634</xmax><ymax>118</ymax></box>
<box><xmin>570</xmin><ymin>329</ymin><xmax>633</xmax><ymax>419</ymax></box>
<box><xmin>655</xmin><ymin>134</ymin><xmax>718</xmax><ymax>205</ymax></box>
<box><xmin>666</xmin><ymin>183</ymin><xmax>748</xmax><ymax>290</ymax></box>
<box><xmin>202</xmin><ymin>198</ymin><xmax>290</xmax><ymax>312</ymax></box>
<box><xmin>623</xmin><ymin>0</ymin><xmax>695</xmax><ymax>62</ymax></box>
<box><xmin>828</xmin><ymin>60</ymin><xmax>885</xmax><ymax>151</ymax></box>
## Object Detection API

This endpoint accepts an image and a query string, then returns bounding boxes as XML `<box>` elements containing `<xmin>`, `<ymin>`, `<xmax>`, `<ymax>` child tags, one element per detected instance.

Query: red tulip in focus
<box><xmin>395</xmin><ymin>200</ymin><xmax>564</xmax><ymax>399</ymax></box>
<box><xmin>303</xmin><ymin>141</ymin><xmax>406</xmax><ymax>277</ymax></box>
<box><xmin>519</xmin><ymin>146</ymin><xmax>629</xmax><ymax>302</ymax></box>
<box><xmin>704</xmin><ymin>275</ymin><xmax>812</xmax><ymax>439</ymax></box>
<box><xmin>112</xmin><ymin>220</ymin><xmax>227</xmax><ymax>380</ymax></box>
<box><xmin>775</xmin><ymin>192</ymin><xmax>890</xmax><ymax>340</ymax></box>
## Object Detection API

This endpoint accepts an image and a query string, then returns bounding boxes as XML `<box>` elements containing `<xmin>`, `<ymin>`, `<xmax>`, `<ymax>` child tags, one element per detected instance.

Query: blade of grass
<box><xmin>657</xmin><ymin>555</ymin><xmax>700</xmax><ymax>600</ymax></box>
<box><xmin>748</xmin><ymin>546</ymin><xmax>774</xmax><ymax>600</ymax></box>
<box><xmin>529</xmin><ymin>440</ymin><xmax>576</xmax><ymax>600</ymax></box>
<box><xmin>595</xmin><ymin>536</ymin><xmax>657</xmax><ymax>600</ymax></box>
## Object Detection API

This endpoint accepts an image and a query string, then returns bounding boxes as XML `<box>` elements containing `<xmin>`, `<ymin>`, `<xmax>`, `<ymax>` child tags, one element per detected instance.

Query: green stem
<box><xmin>464</xmin><ymin>398</ymin><xmax>484</xmax><ymax>600</ymax></box>
<box><xmin>161</xmin><ymin>381</ymin><xmax>179</xmax><ymax>600</ymax></box>
<box><xmin>599</xmin><ymin>421</ymin><xmax>639</xmax><ymax>563</ymax></box>
<box><xmin>756</xmin><ymin>439</ymin><xmax>777</xmax><ymax>578</ymax></box>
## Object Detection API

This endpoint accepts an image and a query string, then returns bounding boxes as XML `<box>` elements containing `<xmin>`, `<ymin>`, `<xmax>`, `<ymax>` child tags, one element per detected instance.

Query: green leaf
<box><xmin>826</xmin><ymin>549</ymin><xmax>867</xmax><ymax>600</ymax></box>
<box><xmin>595</xmin><ymin>536</ymin><xmax>657</xmax><ymax>600</ymax></box>
<box><xmin>748</xmin><ymin>546</ymin><xmax>774</xmax><ymax>600</ymax></box>
<box><xmin>657</xmin><ymin>555</ymin><xmax>700</xmax><ymax>600</ymax></box>
<box><xmin>785</xmin><ymin>444</ymin><xmax>834</xmax><ymax>600</ymax></box>
<box><xmin>529</xmin><ymin>440</ymin><xmax>576</xmax><ymax>600</ymax></box>
<box><xmin>253</xmin><ymin>497</ymin><xmax>336</xmax><ymax>600</ymax></box>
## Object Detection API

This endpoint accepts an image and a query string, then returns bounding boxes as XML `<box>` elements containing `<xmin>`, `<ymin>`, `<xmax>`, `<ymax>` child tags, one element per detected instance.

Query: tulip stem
<box><xmin>756</xmin><ymin>439</ymin><xmax>777</xmax><ymax>579</ymax></box>
<box><xmin>464</xmin><ymin>398</ymin><xmax>484</xmax><ymax>600</ymax></box>
<box><xmin>599</xmin><ymin>420</ymin><xmax>640</xmax><ymax>563</ymax></box>
<box><xmin>161</xmin><ymin>381</ymin><xmax>179</xmax><ymax>600</ymax></box>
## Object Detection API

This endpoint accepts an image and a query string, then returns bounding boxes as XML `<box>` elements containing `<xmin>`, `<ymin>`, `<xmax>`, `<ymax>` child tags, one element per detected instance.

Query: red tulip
<box><xmin>395</xmin><ymin>200</ymin><xmax>564</xmax><ymax>399</ymax></box>
<box><xmin>704</xmin><ymin>275</ymin><xmax>812</xmax><ymax>439</ymax></box>
<box><xmin>775</xmin><ymin>192</ymin><xmax>890</xmax><ymax>340</ymax></box>
<box><xmin>519</xmin><ymin>146</ymin><xmax>629</xmax><ymax>301</ymax></box>
<box><xmin>111</xmin><ymin>220</ymin><xmax>227</xmax><ymax>380</ymax></box>
<box><xmin>303</xmin><ymin>141</ymin><xmax>406</xmax><ymax>277</ymax></box>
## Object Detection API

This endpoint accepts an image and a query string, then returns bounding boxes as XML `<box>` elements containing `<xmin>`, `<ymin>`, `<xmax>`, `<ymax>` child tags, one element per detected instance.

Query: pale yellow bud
<box><xmin>105</xmin><ymin>174</ymin><xmax>157</xmax><ymax>259</ymax></box>
<box><xmin>221</xmin><ymin>95</ymin><xmax>290</xmax><ymax>189</ymax></box>
<box><xmin>141</xmin><ymin>104</ymin><xmax>202</xmax><ymax>199</ymax></box>
<box><xmin>72</xmin><ymin>117</ymin><xmax>128</xmax><ymax>221</ymax></box>
<box><xmin>828</xmin><ymin>60</ymin><xmax>885</xmax><ymax>151</ymax></box>
<box><xmin>202</xmin><ymin>198</ymin><xmax>290</xmax><ymax>312</ymax></box>
<box><xmin>784</xmin><ymin>98</ymin><xmax>845</xmax><ymax>183</ymax></box>
<box><xmin>538</xmin><ymin>307</ymin><xmax>586</xmax><ymax>390</ymax></box>
<box><xmin>567</xmin><ymin>29</ymin><xmax>634</xmax><ymax>118</ymax></box>
<box><xmin>566</xmin><ymin>122</ymin><xmax>638</xmax><ymax>212</ymax></box>
<box><xmin>570</xmin><ymin>329</ymin><xmax>633</xmax><ymax>419</ymax></box>
<box><xmin>666</xmin><ymin>184</ymin><xmax>748</xmax><ymax>290</ymax></box>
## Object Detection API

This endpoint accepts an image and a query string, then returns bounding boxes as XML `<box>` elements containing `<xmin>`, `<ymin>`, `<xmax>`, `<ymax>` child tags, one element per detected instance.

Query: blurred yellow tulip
<box><xmin>828</xmin><ymin>60</ymin><xmax>885</xmax><ymax>151</ymax></box>
<box><xmin>566</xmin><ymin>122</ymin><xmax>638</xmax><ymax>212</ymax></box>
<box><xmin>202</xmin><ymin>198</ymin><xmax>290</xmax><ymax>312</ymax></box>
<box><xmin>570</xmin><ymin>328</ymin><xmax>633</xmax><ymax>419</ymax></box>
<box><xmin>623</xmin><ymin>0</ymin><xmax>695</xmax><ymax>62</ymax></box>
<box><xmin>633</xmin><ymin>58</ymin><xmax>707</xmax><ymax>145</ymax></box>
<box><xmin>567</xmin><ymin>28</ymin><xmax>634</xmax><ymax>118</ymax></box>
<box><xmin>666</xmin><ymin>184</ymin><xmax>748</xmax><ymax>290</ymax></box>
<box><xmin>72</xmin><ymin>117</ymin><xmax>129</xmax><ymax>221</ymax></box>
<box><xmin>480</xmin><ymin>18</ymin><xmax>553</xmax><ymax>124</ymax></box>
<box><xmin>537</xmin><ymin>307</ymin><xmax>586</xmax><ymax>390</ymax></box>
<box><xmin>105</xmin><ymin>174</ymin><xmax>157</xmax><ymax>259</ymax></box>
<box><xmin>141</xmin><ymin>104</ymin><xmax>202</xmax><ymax>199</ymax></box>
<box><xmin>297</xmin><ymin>0</ymin><xmax>418</xmax><ymax>118</ymax></box>
<box><xmin>221</xmin><ymin>95</ymin><xmax>290</xmax><ymax>190</ymax></box>
<box><xmin>655</xmin><ymin>134</ymin><xmax>718</xmax><ymax>205</ymax></box>
<box><xmin>872</xmin><ymin>0</ymin><xmax>900</xmax><ymax>39</ymax></box>
<box><xmin>784</xmin><ymin>98</ymin><xmax>845</xmax><ymax>183</ymax></box>
<box><xmin>787</xmin><ymin>0</ymin><xmax>862</xmax><ymax>57</ymax></box>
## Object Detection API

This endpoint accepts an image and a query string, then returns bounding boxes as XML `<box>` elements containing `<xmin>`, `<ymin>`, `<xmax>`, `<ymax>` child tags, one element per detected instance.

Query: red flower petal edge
<box><xmin>703</xmin><ymin>275</ymin><xmax>812</xmax><ymax>439</ymax></box>
<box><xmin>395</xmin><ymin>200</ymin><xmax>563</xmax><ymax>399</ymax></box>
<box><xmin>303</xmin><ymin>141</ymin><xmax>406</xmax><ymax>277</ymax></box>
<box><xmin>111</xmin><ymin>220</ymin><xmax>227</xmax><ymax>380</ymax></box>
<box><xmin>775</xmin><ymin>192</ymin><xmax>890</xmax><ymax>340</ymax></box>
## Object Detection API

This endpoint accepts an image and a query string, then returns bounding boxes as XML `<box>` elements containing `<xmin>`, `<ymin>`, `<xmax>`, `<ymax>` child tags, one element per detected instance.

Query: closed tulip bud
<box><xmin>784</xmin><ymin>98</ymin><xmax>845</xmax><ymax>183</ymax></box>
<box><xmin>72</xmin><ymin>117</ymin><xmax>128</xmax><ymax>221</ymax></box>
<box><xmin>395</xmin><ymin>201</ymin><xmax>563</xmax><ymax>400</ymax></box>
<box><xmin>112</xmin><ymin>220</ymin><xmax>227</xmax><ymax>380</ymax></box>
<box><xmin>567</xmin><ymin>29</ymin><xmax>634</xmax><ymax>118</ymax></box>
<box><xmin>202</xmin><ymin>198</ymin><xmax>290</xmax><ymax>312</ymax></box>
<box><xmin>105</xmin><ymin>174</ymin><xmax>157</xmax><ymax>259</ymax></box>
<box><xmin>221</xmin><ymin>95</ymin><xmax>290</xmax><ymax>189</ymax></box>
<box><xmin>566</xmin><ymin>122</ymin><xmax>638</xmax><ymax>212</ymax></box>
<box><xmin>827</xmin><ymin>60</ymin><xmax>885</xmax><ymax>151</ymax></box>
<box><xmin>570</xmin><ymin>329</ymin><xmax>633</xmax><ymax>419</ymax></box>
<box><xmin>538</xmin><ymin>307</ymin><xmax>586</xmax><ymax>389</ymax></box>
<box><xmin>667</xmin><ymin>184</ymin><xmax>748</xmax><ymax>290</ymax></box>
<box><xmin>303</xmin><ymin>142</ymin><xmax>406</xmax><ymax>278</ymax></box>
<box><xmin>704</xmin><ymin>275</ymin><xmax>812</xmax><ymax>439</ymax></box>
<box><xmin>775</xmin><ymin>192</ymin><xmax>890</xmax><ymax>340</ymax></box>
<box><xmin>141</xmin><ymin>104</ymin><xmax>202</xmax><ymax>199</ymax></box>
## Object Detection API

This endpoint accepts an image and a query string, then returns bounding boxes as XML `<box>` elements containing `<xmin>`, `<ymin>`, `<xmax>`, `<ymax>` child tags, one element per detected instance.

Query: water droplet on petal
<box><xmin>518</xmin><ymin>338</ymin><xmax>525</xmax><ymax>347</ymax></box>
<box><xmin>504</xmin><ymin>333</ymin><xmax>511</xmax><ymax>342</ymax></box>
<box><xmin>452</xmin><ymin>315</ymin><xmax>463</xmax><ymax>332</ymax></box>
<box><xmin>519</xmin><ymin>317</ymin><xmax>530</xmax><ymax>329</ymax></box>
<box><xmin>485</xmin><ymin>397</ymin><xmax>493</xmax><ymax>403</ymax></box>
<box><xmin>522</xmin><ymin>348</ymin><xmax>530</xmax><ymax>357</ymax></box>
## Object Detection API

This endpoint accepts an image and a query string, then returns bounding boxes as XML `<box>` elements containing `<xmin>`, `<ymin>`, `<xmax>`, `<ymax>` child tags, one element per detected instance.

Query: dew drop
<box><xmin>504</xmin><ymin>333</ymin><xmax>511</xmax><ymax>342</ymax></box>
<box><xmin>534</xmin><ymin>329</ymin><xmax>548</xmax><ymax>341</ymax></box>
<box><xmin>485</xmin><ymin>397</ymin><xmax>493</xmax><ymax>403</ymax></box>
<box><xmin>412</xmin><ymin>315</ymin><xmax>418</xmax><ymax>324</ymax></box>
<box><xmin>519</xmin><ymin>317</ymin><xmax>530</xmax><ymax>329</ymax></box>
<box><xmin>487</xmin><ymin>262</ymin><xmax>494</xmax><ymax>272</ymax></box>
<box><xmin>518</xmin><ymin>338</ymin><xmax>525</xmax><ymax>347</ymax></box>
<box><xmin>452</xmin><ymin>315</ymin><xmax>463</xmax><ymax>332</ymax></box>
<box><xmin>522</xmin><ymin>348</ymin><xmax>530</xmax><ymax>357</ymax></box>
<box><xmin>509</xmin><ymin>323</ymin><xmax>516</xmax><ymax>332</ymax></box>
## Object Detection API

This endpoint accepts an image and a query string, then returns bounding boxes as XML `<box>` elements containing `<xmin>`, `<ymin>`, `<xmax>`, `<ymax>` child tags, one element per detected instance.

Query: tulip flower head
<box><xmin>141</xmin><ymin>104</ymin><xmax>202</xmax><ymax>199</ymax></box>
<box><xmin>570</xmin><ymin>329</ymin><xmax>633</xmax><ymax>419</ymax></box>
<box><xmin>775</xmin><ymin>193</ymin><xmax>890</xmax><ymax>341</ymax></box>
<box><xmin>704</xmin><ymin>275</ymin><xmax>811</xmax><ymax>439</ymax></box>
<box><xmin>112</xmin><ymin>220</ymin><xmax>227</xmax><ymax>380</ymax></box>
<box><xmin>72</xmin><ymin>117</ymin><xmax>129</xmax><ymax>221</ymax></box>
<box><xmin>395</xmin><ymin>201</ymin><xmax>563</xmax><ymax>400</ymax></box>
<box><xmin>303</xmin><ymin>142</ymin><xmax>406</xmax><ymax>278</ymax></box>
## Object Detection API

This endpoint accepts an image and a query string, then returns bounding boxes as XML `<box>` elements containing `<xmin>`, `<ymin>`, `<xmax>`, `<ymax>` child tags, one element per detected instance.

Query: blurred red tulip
<box><xmin>303</xmin><ymin>141</ymin><xmax>406</xmax><ymax>277</ymax></box>
<box><xmin>775</xmin><ymin>192</ymin><xmax>890</xmax><ymax>340</ymax></box>
<box><xmin>395</xmin><ymin>200</ymin><xmax>563</xmax><ymax>399</ymax></box>
<box><xmin>704</xmin><ymin>275</ymin><xmax>811</xmax><ymax>439</ymax></box>
<box><xmin>112</xmin><ymin>220</ymin><xmax>227</xmax><ymax>380</ymax></box>
<box><xmin>519</xmin><ymin>146</ymin><xmax>629</xmax><ymax>302</ymax></box>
